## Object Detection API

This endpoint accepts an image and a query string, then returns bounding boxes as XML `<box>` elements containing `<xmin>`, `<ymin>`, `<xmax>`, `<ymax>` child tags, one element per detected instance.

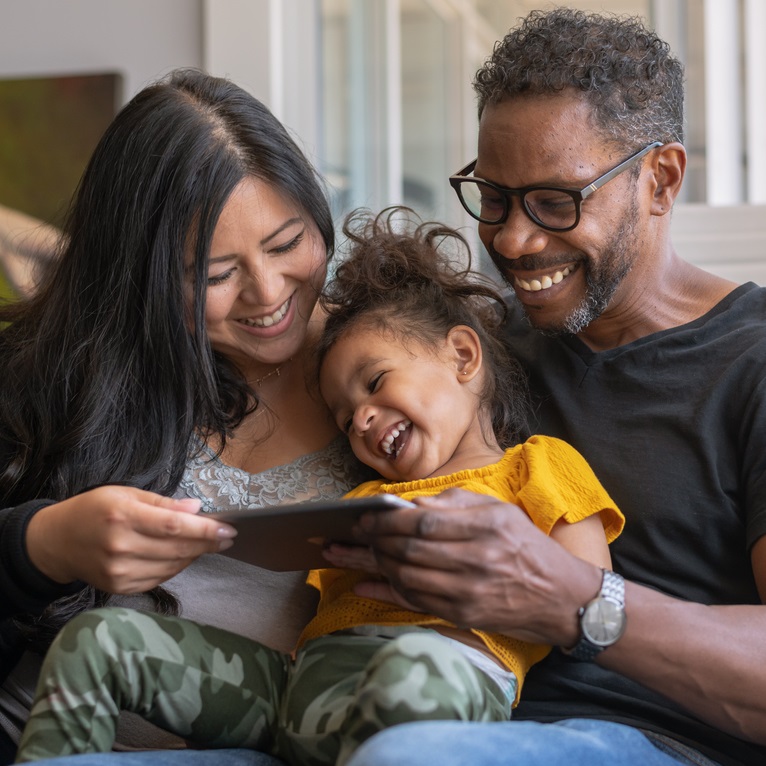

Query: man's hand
<box><xmin>356</xmin><ymin>488</ymin><xmax>600</xmax><ymax>646</ymax></box>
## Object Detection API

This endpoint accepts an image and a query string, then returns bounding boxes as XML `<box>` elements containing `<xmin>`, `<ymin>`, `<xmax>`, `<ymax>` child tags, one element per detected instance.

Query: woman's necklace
<box><xmin>253</xmin><ymin>357</ymin><xmax>293</xmax><ymax>387</ymax></box>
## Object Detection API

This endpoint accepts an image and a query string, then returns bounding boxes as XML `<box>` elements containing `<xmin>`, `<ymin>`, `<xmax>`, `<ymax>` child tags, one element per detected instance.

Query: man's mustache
<box><xmin>487</xmin><ymin>245</ymin><xmax>582</xmax><ymax>273</ymax></box>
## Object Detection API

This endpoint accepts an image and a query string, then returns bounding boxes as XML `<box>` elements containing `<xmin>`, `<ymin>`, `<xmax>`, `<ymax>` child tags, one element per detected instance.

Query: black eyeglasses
<box><xmin>449</xmin><ymin>141</ymin><xmax>663</xmax><ymax>232</ymax></box>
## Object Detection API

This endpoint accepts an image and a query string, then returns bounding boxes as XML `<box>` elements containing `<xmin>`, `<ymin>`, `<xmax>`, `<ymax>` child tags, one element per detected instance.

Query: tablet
<box><xmin>213</xmin><ymin>494</ymin><xmax>416</xmax><ymax>571</ymax></box>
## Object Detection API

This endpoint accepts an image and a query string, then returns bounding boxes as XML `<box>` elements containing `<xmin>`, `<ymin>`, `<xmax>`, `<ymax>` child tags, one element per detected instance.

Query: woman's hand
<box><xmin>25</xmin><ymin>485</ymin><xmax>237</xmax><ymax>593</ymax></box>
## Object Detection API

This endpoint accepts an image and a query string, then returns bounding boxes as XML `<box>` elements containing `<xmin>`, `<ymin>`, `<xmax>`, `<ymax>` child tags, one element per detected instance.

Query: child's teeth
<box><xmin>380</xmin><ymin>421</ymin><xmax>411</xmax><ymax>457</ymax></box>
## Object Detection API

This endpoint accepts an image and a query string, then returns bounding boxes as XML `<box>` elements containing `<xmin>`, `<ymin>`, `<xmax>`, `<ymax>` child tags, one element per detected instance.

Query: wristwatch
<box><xmin>563</xmin><ymin>568</ymin><xmax>626</xmax><ymax>662</ymax></box>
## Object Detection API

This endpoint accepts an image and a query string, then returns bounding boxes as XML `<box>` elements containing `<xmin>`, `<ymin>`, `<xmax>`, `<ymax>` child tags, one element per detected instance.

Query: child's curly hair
<box><xmin>318</xmin><ymin>207</ymin><xmax>528</xmax><ymax>448</ymax></box>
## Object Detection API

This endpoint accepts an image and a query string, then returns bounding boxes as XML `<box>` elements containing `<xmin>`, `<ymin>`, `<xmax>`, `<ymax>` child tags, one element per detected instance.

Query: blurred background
<box><xmin>1</xmin><ymin>0</ymin><xmax>764</xmax><ymax>296</ymax></box>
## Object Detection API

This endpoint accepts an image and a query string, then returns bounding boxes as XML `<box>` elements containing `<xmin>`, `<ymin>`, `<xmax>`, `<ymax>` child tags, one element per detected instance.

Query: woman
<box><xmin>0</xmin><ymin>69</ymin><xmax>370</xmax><ymax>764</ymax></box>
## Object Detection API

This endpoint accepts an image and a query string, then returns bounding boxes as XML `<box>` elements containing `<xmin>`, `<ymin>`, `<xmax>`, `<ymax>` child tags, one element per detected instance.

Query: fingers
<box><xmin>355</xmin><ymin>557</ymin><xmax>491</xmax><ymax>629</ymax></box>
<box><xmin>322</xmin><ymin>543</ymin><xmax>379</xmax><ymax>573</ymax></box>
<box><xmin>140</xmin><ymin>506</ymin><xmax>237</xmax><ymax>545</ymax></box>
<box><xmin>151</xmin><ymin>495</ymin><xmax>205</xmax><ymax>513</ymax></box>
<box><xmin>353</xmin><ymin>580</ymin><xmax>423</xmax><ymax>612</ymax></box>
<box><xmin>26</xmin><ymin>485</ymin><xmax>239</xmax><ymax>593</ymax></box>
<box><xmin>358</xmin><ymin>501</ymin><xmax>533</xmax><ymax>576</ymax></box>
<box><xmin>349</xmin><ymin>489</ymin><xmax>572</xmax><ymax>635</ymax></box>
<box><xmin>139</xmin><ymin>490</ymin><xmax>202</xmax><ymax>512</ymax></box>
<box><xmin>124</xmin><ymin>490</ymin><xmax>237</xmax><ymax>545</ymax></box>
<box><xmin>357</xmin><ymin>490</ymin><xmax>518</xmax><ymax>542</ymax></box>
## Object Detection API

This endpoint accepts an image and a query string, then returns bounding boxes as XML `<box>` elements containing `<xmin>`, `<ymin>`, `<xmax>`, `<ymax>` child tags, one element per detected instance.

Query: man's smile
<box><xmin>514</xmin><ymin>265</ymin><xmax>574</xmax><ymax>293</ymax></box>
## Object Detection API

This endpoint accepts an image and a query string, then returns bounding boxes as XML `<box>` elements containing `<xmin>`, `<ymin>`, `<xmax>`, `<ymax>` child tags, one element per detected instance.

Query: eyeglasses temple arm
<box><xmin>582</xmin><ymin>141</ymin><xmax>663</xmax><ymax>198</ymax></box>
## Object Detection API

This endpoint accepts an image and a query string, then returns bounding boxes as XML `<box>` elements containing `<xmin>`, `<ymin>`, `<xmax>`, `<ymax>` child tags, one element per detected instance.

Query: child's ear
<box><xmin>447</xmin><ymin>325</ymin><xmax>482</xmax><ymax>382</ymax></box>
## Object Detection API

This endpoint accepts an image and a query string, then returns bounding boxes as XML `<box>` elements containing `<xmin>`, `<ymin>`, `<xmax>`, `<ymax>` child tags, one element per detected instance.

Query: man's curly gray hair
<box><xmin>474</xmin><ymin>8</ymin><xmax>684</xmax><ymax>148</ymax></box>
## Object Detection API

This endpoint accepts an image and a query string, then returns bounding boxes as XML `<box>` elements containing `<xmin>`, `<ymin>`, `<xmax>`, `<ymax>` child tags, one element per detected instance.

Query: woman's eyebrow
<box><xmin>188</xmin><ymin>217</ymin><xmax>305</xmax><ymax>272</ymax></box>
<box><xmin>261</xmin><ymin>217</ymin><xmax>303</xmax><ymax>245</ymax></box>
<box><xmin>207</xmin><ymin>254</ymin><xmax>237</xmax><ymax>265</ymax></box>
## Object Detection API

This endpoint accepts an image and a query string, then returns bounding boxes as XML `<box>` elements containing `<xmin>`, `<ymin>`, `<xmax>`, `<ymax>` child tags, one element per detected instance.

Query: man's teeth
<box><xmin>515</xmin><ymin>266</ymin><xmax>571</xmax><ymax>292</ymax></box>
<box><xmin>241</xmin><ymin>298</ymin><xmax>290</xmax><ymax>327</ymax></box>
<box><xmin>381</xmin><ymin>420</ymin><xmax>411</xmax><ymax>456</ymax></box>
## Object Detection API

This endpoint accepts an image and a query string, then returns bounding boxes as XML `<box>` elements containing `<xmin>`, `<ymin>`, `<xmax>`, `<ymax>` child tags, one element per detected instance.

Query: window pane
<box><xmin>401</xmin><ymin>0</ymin><xmax>450</xmax><ymax>220</ymax></box>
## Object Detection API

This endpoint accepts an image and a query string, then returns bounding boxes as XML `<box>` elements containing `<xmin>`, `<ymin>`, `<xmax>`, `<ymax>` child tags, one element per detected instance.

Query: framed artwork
<box><xmin>0</xmin><ymin>72</ymin><xmax>120</xmax><ymax>226</ymax></box>
<box><xmin>0</xmin><ymin>72</ymin><xmax>120</xmax><ymax>298</ymax></box>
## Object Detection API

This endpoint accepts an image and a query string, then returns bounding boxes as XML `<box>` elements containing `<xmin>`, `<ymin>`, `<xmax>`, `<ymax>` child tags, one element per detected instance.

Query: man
<box><xmin>344</xmin><ymin>9</ymin><xmax>766</xmax><ymax>766</ymax></box>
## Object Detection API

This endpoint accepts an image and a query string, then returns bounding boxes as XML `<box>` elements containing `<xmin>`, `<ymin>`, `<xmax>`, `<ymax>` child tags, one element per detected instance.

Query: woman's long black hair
<box><xmin>0</xmin><ymin>69</ymin><xmax>334</xmax><ymax>648</ymax></box>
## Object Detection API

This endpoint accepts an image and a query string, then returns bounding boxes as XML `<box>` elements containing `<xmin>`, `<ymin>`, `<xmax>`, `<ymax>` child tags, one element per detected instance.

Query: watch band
<box><xmin>600</xmin><ymin>568</ymin><xmax>625</xmax><ymax>605</ymax></box>
<box><xmin>564</xmin><ymin>568</ymin><xmax>626</xmax><ymax>662</ymax></box>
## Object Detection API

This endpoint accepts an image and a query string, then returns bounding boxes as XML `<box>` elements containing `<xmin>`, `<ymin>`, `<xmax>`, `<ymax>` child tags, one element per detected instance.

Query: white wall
<box><xmin>0</xmin><ymin>0</ymin><xmax>203</xmax><ymax>104</ymax></box>
<box><xmin>0</xmin><ymin>0</ymin><xmax>317</xmax><ymax>155</ymax></box>
<box><xmin>202</xmin><ymin>0</ymin><xmax>321</xmax><ymax>164</ymax></box>
<box><xmin>672</xmin><ymin>205</ymin><xmax>766</xmax><ymax>286</ymax></box>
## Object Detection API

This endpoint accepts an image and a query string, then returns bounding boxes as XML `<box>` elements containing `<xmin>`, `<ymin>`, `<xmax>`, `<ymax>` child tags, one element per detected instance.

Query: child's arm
<box><xmin>549</xmin><ymin>514</ymin><xmax>612</xmax><ymax>569</ymax></box>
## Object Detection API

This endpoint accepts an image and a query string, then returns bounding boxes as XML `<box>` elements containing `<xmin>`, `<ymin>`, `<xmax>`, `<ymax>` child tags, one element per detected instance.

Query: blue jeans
<box><xmin>344</xmin><ymin>719</ymin><xmax>718</xmax><ymax>766</ymax></box>
<box><xmin>20</xmin><ymin>751</ymin><xmax>284</xmax><ymax>766</ymax></box>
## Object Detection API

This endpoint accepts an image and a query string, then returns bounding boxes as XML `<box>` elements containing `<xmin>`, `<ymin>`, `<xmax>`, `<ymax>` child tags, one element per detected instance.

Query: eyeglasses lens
<box><xmin>456</xmin><ymin>180</ymin><xmax>504</xmax><ymax>224</ymax></box>
<box><xmin>457</xmin><ymin>180</ymin><xmax>577</xmax><ymax>230</ymax></box>
<box><xmin>524</xmin><ymin>189</ymin><xmax>578</xmax><ymax>230</ymax></box>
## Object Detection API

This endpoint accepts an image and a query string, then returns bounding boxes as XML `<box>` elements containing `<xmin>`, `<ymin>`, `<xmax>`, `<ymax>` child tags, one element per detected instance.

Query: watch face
<box><xmin>582</xmin><ymin>598</ymin><xmax>626</xmax><ymax>646</ymax></box>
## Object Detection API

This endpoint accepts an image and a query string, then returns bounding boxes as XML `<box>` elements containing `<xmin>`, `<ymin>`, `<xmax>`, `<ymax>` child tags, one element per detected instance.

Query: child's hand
<box><xmin>322</xmin><ymin>542</ymin><xmax>424</xmax><ymax>611</ymax></box>
<box><xmin>353</xmin><ymin>579</ymin><xmax>424</xmax><ymax>612</ymax></box>
<box><xmin>322</xmin><ymin>543</ymin><xmax>379</xmax><ymax>573</ymax></box>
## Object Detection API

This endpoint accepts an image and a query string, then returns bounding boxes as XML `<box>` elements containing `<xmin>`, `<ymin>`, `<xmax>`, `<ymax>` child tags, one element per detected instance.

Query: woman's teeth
<box><xmin>515</xmin><ymin>266</ymin><xmax>571</xmax><ymax>292</ymax></box>
<box><xmin>241</xmin><ymin>298</ymin><xmax>291</xmax><ymax>327</ymax></box>
<box><xmin>381</xmin><ymin>420</ymin><xmax>411</xmax><ymax>456</ymax></box>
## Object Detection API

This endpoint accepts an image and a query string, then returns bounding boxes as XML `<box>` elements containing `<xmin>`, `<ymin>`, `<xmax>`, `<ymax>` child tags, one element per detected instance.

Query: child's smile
<box><xmin>380</xmin><ymin>419</ymin><xmax>411</xmax><ymax>458</ymax></box>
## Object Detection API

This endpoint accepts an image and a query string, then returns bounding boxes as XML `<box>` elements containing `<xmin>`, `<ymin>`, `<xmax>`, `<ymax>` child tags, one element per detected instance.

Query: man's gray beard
<box><xmin>561</xmin><ymin>269</ymin><xmax>622</xmax><ymax>335</ymax></box>
<box><xmin>524</xmin><ymin>199</ymin><xmax>639</xmax><ymax>337</ymax></box>
<box><xmin>511</xmin><ymin>263</ymin><xmax>630</xmax><ymax>337</ymax></box>
<box><xmin>524</xmin><ymin>261</ymin><xmax>631</xmax><ymax>337</ymax></box>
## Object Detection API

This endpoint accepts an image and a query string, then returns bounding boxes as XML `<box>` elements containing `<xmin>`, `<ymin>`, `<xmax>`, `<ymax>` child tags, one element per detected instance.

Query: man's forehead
<box><xmin>476</xmin><ymin>96</ymin><xmax>605</xmax><ymax>182</ymax></box>
<box><xmin>479</xmin><ymin>93</ymin><xmax>595</xmax><ymax>142</ymax></box>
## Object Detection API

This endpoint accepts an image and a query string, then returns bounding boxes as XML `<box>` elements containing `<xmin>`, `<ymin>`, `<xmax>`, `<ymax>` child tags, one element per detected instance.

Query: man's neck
<box><xmin>576</xmin><ymin>255</ymin><xmax>739</xmax><ymax>352</ymax></box>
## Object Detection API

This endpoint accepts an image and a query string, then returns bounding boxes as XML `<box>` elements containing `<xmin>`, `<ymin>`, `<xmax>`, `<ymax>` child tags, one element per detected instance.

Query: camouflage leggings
<box><xmin>16</xmin><ymin>607</ymin><xmax>513</xmax><ymax>765</ymax></box>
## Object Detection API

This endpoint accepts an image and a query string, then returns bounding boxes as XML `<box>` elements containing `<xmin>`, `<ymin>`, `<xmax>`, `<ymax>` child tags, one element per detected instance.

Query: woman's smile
<box><xmin>235</xmin><ymin>295</ymin><xmax>297</xmax><ymax>340</ymax></box>
<box><xmin>238</xmin><ymin>296</ymin><xmax>292</xmax><ymax>329</ymax></box>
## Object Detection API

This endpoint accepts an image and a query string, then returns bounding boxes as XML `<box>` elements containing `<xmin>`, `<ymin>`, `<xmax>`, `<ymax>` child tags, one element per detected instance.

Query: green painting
<box><xmin>0</xmin><ymin>73</ymin><xmax>120</xmax><ymax>227</ymax></box>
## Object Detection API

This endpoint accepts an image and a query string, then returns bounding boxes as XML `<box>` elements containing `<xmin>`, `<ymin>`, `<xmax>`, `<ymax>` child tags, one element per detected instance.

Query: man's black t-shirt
<box><xmin>505</xmin><ymin>282</ymin><xmax>766</xmax><ymax>766</ymax></box>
